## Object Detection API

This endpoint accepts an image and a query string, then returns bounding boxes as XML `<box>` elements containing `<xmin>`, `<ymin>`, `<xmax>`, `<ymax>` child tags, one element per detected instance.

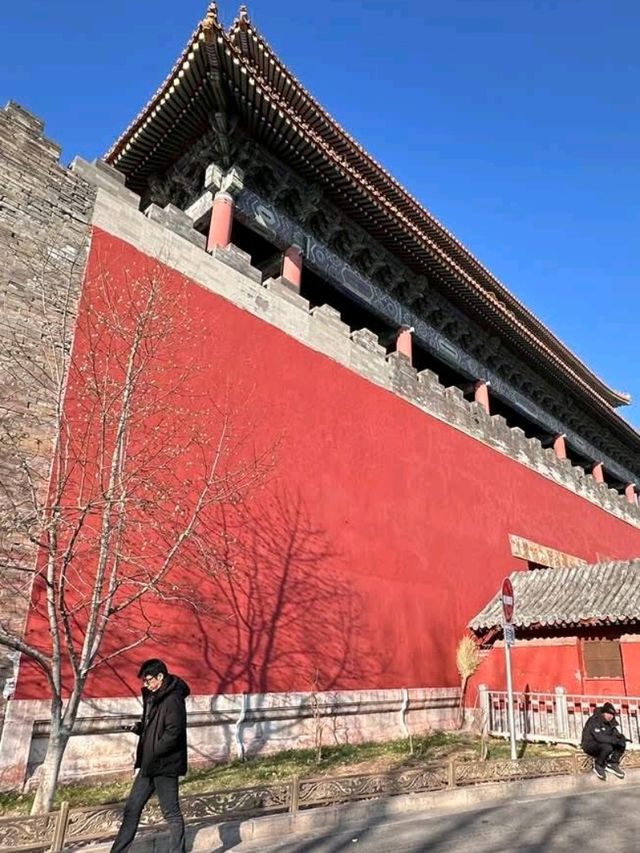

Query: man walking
<box><xmin>580</xmin><ymin>701</ymin><xmax>627</xmax><ymax>781</ymax></box>
<box><xmin>110</xmin><ymin>659</ymin><xmax>190</xmax><ymax>853</ymax></box>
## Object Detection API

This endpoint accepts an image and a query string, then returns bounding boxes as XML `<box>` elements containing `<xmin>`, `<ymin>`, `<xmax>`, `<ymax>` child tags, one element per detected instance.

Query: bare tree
<box><xmin>0</xmin><ymin>236</ymin><xmax>270</xmax><ymax>814</ymax></box>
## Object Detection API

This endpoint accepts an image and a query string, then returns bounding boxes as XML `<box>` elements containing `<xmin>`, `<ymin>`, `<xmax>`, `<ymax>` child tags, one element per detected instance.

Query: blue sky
<box><xmin>2</xmin><ymin>0</ymin><xmax>639</xmax><ymax>427</ymax></box>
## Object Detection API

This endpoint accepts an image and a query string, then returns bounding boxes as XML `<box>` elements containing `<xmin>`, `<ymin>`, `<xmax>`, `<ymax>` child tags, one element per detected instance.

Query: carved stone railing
<box><xmin>0</xmin><ymin>780</ymin><xmax>291</xmax><ymax>852</ymax></box>
<box><xmin>4</xmin><ymin>752</ymin><xmax>640</xmax><ymax>852</ymax></box>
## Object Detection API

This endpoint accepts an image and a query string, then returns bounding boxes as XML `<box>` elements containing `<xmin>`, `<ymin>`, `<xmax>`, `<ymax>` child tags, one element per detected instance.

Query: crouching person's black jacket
<box><xmin>133</xmin><ymin>675</ymin><xmax>190</xmax><ymax>777</ymax></box>
<box><xmin>581</xmin><ymin>710</ymin><xmax>625</xmax><ymax>751</ymax></box>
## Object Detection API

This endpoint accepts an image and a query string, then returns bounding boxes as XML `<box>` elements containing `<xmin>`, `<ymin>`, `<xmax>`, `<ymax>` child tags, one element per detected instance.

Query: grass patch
<box><xmin>0</xmin><ymin>733</ymin><xmax>574</xmax><ymax>817</ymax></box>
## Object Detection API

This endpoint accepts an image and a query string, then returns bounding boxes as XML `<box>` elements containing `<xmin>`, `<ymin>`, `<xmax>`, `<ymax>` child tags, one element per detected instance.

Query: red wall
<box><xmin>474</xmin><ymin>637</ymin><xmax>640</xmax><ymax>699</ymax></box>
<box><xmin>474</xmin><ymin>641</ymin><xmax>583</xmax><ymax>696</ymax></box>
<box><xmin>621</xmin><ymin>642</ymin><xmax>640</xmax><ymax>695</ymax></box>
<box><xmin>16</xmin><ymin>229</ymin><xmax>640</xmax><ymax>700</ymax></box>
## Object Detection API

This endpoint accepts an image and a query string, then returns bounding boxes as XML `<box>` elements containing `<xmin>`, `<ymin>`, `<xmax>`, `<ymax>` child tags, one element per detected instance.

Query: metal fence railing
<box><xmin>482</xmin><ymin>687</ymin><xmax>640</xmax><ymax>747</ymax></box>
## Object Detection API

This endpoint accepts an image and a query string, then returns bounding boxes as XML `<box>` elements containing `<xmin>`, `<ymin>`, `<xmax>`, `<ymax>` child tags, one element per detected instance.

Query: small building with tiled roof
<box><xmin>471</xmin><ymin>560</ymin><xmax>640</xmax><ymax>635</ymax></box>
<box><xmin>469</xmin><ymin>561</ymin><xmax>640</xmax><ymax>697</ymax></box>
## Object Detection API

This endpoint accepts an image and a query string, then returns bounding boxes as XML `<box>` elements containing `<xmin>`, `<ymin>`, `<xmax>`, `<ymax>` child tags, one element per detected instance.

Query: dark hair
<box><xmin>138</xmin><ymin>659</ymin><xmax>168</xmax><ymax>679</ymax></box>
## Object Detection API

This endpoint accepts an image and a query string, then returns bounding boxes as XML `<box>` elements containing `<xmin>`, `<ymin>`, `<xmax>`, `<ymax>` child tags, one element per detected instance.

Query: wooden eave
<box><xmin>105</xmin><ymin>5</ymin><xmax>227</xmax><ymax>180</ymax></box>
<box><xmin>105</xmin><ymin>5</ymin><xmax>640</xmax><ymax>448</ymax></box>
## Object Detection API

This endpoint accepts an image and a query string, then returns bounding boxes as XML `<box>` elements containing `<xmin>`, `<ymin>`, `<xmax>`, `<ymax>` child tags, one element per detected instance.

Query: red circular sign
<box><xmin>501</xmin><ymin>577</ymin><xmax>515</xmax><ymax>623</ymax></box>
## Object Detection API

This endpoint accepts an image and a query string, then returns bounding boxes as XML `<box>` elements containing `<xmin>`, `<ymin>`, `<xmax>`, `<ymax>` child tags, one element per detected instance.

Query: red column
<box><xmin>207</xmin><ymin>191</ymin><xmax>234</xmax><ymax>252</ymax></box>
<box><xmin>553</xmin><ymin>434</ymin><xmax>567</xmax><ymax>460</ymax></box>
<box><xmin>625</xmin><ymin>483</ymin><xmax>637</xmax><ymax>504</ymax></box>
<box><xmin>396</xmin><ymin>328</ymin><xmax>413</xmax><ymax>363</ymax></box>
<box><xmin>474</xmin><ymin>381</ymin><xmax>490</xmax><ymax>415</ymax></box>
<box><xmin>281</xmin><ymin>245</ymin><xmax>303</xmax><ymax>290</ymax></box>
<box><xmin>592</xmin><ymin>463</ymin><xmax>605</xmax><ymax>483</ymax></box>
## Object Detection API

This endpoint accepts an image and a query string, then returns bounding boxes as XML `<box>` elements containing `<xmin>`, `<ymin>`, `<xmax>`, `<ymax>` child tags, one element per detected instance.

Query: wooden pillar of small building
<box><xmin>553</xmin><ymin>434</ymin><xmax>567</xmax><ymax>460</ymax></box>
<box><xmin>474</xmin><ymin>381</ymin><xmax>490</xmax><ymax>415</ymax></box>
<box><xmin>207</xmin><ymin>191</ymin><xmax>234</xmax><ymax>252</ymax></box>
<box><xmin>592</xmin><ymin>463</ymin><xmax>605</xmax><ymax>483</ymax></box>
<box><xmin>281</xmin><ymin>244</ymin><xmax>303</xmax><ymax>290</ymax></box>
<box><xmin>395</xmin><ymin>327</ymin><xmax>413</xmax><ymax>363</ymax></box>
<box><xmin>625</xmin><ymin>483</ymin><xmax>637</xmax><ymax>505</ymax></box>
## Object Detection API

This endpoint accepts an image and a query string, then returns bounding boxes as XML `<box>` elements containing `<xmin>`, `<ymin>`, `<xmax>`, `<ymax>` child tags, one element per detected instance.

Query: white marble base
<box><xmin>0</xmin><ymin>686</ymin><xmax>459</xmax><ymax>791</ymax></box>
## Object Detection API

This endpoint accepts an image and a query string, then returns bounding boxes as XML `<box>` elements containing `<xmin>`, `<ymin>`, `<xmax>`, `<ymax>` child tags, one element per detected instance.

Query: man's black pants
<box><xmin>110</xmin><ymin>773</ymin><xmax>185</xmax><ymax>853</ymax></box>
<box><xmin>584</xmin><ymin>741</ymin><xmax>626</xmax><ymax>769</ymax></box>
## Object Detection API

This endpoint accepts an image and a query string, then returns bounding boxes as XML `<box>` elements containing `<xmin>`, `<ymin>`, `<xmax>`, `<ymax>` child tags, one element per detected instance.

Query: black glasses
<box><xmin>142</xmin><ymin>674</ymin><xmax>159</xmax><ymax>686</ymax></box>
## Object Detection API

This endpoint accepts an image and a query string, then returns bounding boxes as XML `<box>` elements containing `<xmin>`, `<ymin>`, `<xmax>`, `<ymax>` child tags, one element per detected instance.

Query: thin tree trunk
<box><xmin>30</xmin><ymin>701</ymin><xmax>69</xmax><ymax>815</ymax></box>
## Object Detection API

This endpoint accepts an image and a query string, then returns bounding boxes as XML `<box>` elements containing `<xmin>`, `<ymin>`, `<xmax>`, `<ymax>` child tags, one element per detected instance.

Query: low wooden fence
<box><xmin>4</xmin><ymin>749</ymin><xmax>638</xmax><ymax>852</ymax></box>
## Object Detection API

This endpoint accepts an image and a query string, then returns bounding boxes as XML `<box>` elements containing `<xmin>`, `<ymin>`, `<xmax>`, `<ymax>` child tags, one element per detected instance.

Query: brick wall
<box><xmin>0</xmin><ymin>102</ymin><xmax>95</xmax><ymax>717</ymax></box>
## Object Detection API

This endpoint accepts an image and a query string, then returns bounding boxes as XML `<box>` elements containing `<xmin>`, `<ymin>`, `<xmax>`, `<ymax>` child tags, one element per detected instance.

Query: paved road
<box><xmin>210</xmin><ymin>783</ymin><xmax>640</xmax><ymax>852</ymax></box>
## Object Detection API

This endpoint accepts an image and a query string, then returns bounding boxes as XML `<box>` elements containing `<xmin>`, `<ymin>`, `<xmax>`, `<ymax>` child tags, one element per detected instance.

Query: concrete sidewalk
<box><xmin>69</xmin><ymin>766</ymin><xmax>640</xmax><ymax>852</ymax></box>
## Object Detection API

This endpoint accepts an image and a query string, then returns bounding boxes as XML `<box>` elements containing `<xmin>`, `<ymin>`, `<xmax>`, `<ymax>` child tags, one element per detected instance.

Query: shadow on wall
<box><xmin>92</xmin><ymin>483</ymin><xmax>453</xmax><ymax>709</ymax></box>
<box><xmin>188</xmin><ymin>487</ymin><xmax>390</xmax><ymax>696</ymax></box>
<box><xmin>89</xmin><ymin>486</ymin><xmax>388</xmax><ymax>701</ymax></box>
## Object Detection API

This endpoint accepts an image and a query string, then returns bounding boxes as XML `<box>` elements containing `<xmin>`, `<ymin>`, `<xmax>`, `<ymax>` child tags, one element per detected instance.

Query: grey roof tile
<box><xmin>469</xmin><ymin>559</ymin><xmax>640</xmax><ymax>632</ymax></box>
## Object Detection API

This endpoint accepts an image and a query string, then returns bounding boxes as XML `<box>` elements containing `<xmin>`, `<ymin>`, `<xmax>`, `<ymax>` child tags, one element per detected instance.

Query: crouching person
<box><xmin>110</xmin><ymin>659</ymin><xmax>190</xmax><ymax>853</ymax></box>
<box><xmin>581</xmin><ymin>701</ymin><xmax>627</xmax><ymax>781</ymax></box>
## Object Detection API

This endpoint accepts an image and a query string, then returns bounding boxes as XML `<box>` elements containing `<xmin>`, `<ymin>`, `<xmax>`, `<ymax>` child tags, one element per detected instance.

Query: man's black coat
<box><xmin>133</xmin><ymin>674</ymin><xmax>190</xmax><ymax>777</ymax></box>
<box><xmin>580</xmin><ymin>709</ymin><xmax>625</xmax><ymax>752</ymax></box>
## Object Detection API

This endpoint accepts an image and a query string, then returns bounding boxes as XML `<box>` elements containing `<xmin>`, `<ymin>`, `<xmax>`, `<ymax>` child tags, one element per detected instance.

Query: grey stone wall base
<box><xmin>67</xmin><ymin>767</ymin><xmax>640</xmax><ymax>852</ymax></box>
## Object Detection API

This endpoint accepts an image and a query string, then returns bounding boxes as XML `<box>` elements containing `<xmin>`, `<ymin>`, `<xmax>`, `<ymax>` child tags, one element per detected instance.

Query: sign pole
<box><xmin>503</xmin><ymin>621</ymin><xmax>518</xmax><ymax>761</ymax></box>
<box><xmin>501</xmin><ymin>577</ymin><xmax>517</xmax><ymax>761</ymax></box>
